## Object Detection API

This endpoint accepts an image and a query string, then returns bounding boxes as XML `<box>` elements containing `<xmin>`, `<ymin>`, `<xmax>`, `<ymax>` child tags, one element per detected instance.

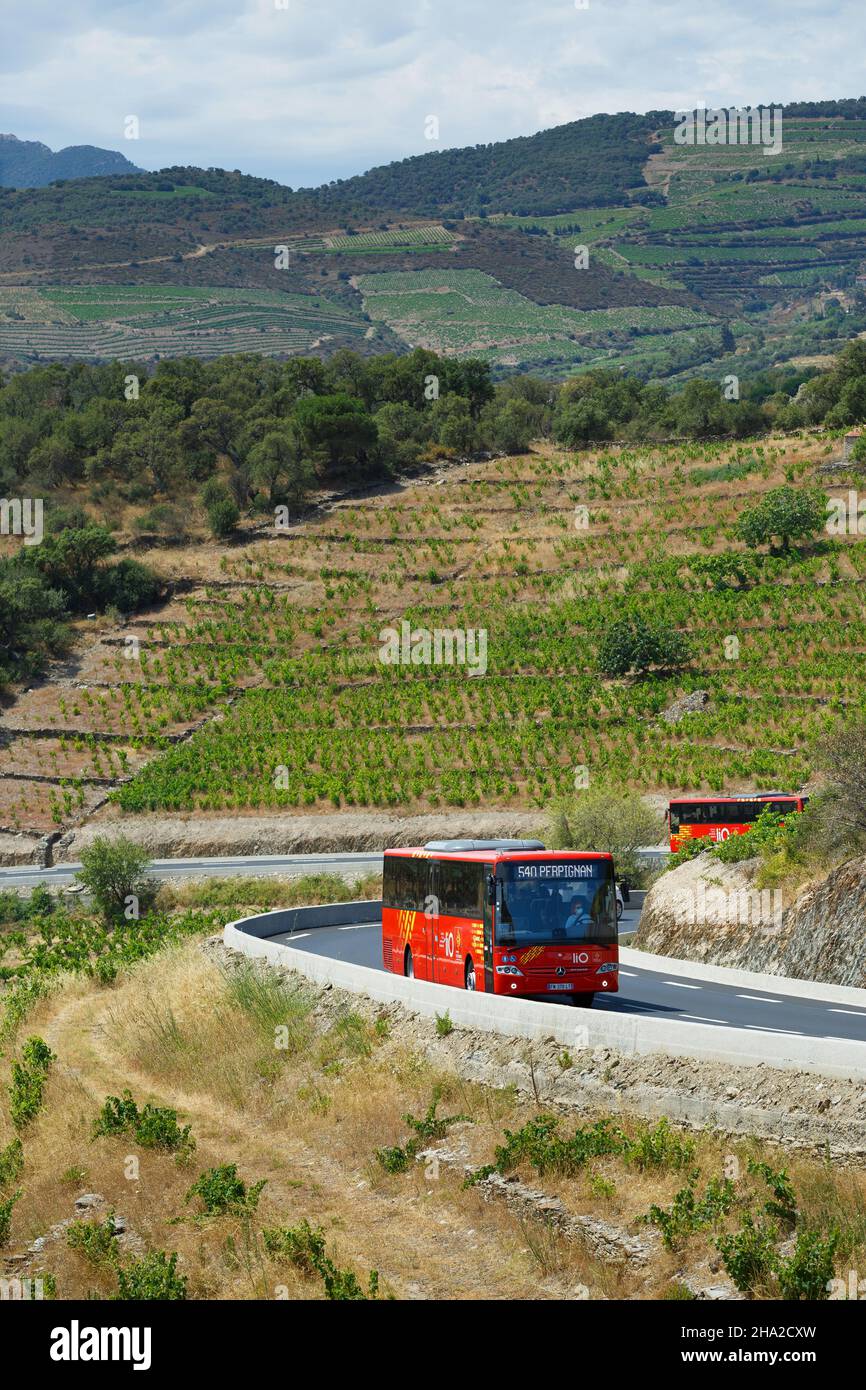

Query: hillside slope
<box><xmin>4</xmin><ymin>407</ymin><xmax>864</xmax><ymax>856</ymax></box>
<box><xmin>2</xmin><ymin>101</ymin><xmax>866</xmax><ymax>378</ymax></box>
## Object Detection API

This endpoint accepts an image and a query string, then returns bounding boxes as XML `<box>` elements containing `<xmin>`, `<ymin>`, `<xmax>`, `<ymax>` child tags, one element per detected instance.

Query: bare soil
<box><xmin>59</xmin><ymin>808</ymin><xmax>543</xmax><ymax>860</ymax></box>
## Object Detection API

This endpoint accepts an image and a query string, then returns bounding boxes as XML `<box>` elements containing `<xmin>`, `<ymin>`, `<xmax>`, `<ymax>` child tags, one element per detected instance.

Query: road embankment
<box><xmin>636</xmin><ymin>852</ymin><xmax>866</xmax><ymax>988</ymax></box>
<box><xmin>223</xmin><ymin>902</ymin><xmax>866</xmax><ymax>1157</ymax></box>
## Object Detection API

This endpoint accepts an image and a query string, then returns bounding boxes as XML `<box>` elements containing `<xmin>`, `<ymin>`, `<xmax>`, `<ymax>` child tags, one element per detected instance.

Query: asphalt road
<box><xmin>272</xmin><ymin>914</ymin><xmax>866</xmax><ymax>1044</ymax></box>
<box><xmin>10</xmin><ymin>848</ymin><xmax>861</xmax><ymax>1043</ymax></box>
<box><xmin>0</xmin><ymin>852</ymin><xmax>386</xmax><ymax>891</ymax></box>
<box><xmin>0</xmin><ymin>848</ymin><xmax>667</xmax><ymax>891</ymax></box>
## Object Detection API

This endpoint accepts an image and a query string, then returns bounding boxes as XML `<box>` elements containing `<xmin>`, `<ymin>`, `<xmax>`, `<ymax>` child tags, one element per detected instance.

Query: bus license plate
<box><xmin>547</xmin><ymin>982</ymin><xmax>572</xmax><ymax>991</ymax></box>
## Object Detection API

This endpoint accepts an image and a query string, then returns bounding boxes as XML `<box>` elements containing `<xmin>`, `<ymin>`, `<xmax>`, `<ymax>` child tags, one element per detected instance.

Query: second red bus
<box><xmin>667</xmin><ymin>794</ymin><xmax>807</xmax><ymax>853</ymax></box>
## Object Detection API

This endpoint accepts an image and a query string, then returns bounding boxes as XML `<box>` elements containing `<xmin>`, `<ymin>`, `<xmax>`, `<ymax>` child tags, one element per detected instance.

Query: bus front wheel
<box><xmin>404</xmin><ymin>948</ymin><xmax>414</xmax><ymax>979</ymax></box>
<box><xmin>464</xmin><ymin>958</ymin><xmax>476</xmax><ymax>991</ymax></box>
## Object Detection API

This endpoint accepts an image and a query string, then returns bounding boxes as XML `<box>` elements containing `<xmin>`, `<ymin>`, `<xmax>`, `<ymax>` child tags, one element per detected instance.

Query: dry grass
<box><xmin>155</xmin><ymin>872</ymin><xmax>382</xmax><ymax>914</ymax></box>
<box><xmin>3</xmin><ymin>936</ymin><xmax>865</xmax><ymax>1300</ymax></box>
<box><xmin>0</xmin><ymin>943</ymin><xmax>607</xmax><ymax>1299</ymax></box>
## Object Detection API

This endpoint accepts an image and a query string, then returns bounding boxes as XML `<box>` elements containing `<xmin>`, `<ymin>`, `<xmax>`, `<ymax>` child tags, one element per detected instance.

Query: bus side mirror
<box><xmin>486</xmin><ymin>874</ymin><xmax>496</xmax><ymax>906</ymax></box>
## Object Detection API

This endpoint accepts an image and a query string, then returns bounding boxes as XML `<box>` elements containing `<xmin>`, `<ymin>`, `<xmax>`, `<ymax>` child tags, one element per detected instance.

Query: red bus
<box><xmin>382</xmin><ymin>839</ymin><xmax>618</xmax><ymax>1008</ymax></box>
<box><xmin>667</xmin><ymin>794</ymin><xmax>807</xmax><ymax>853</ymax></box>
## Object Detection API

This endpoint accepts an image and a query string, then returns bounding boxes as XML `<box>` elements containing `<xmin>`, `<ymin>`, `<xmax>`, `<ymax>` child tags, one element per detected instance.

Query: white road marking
<box><xmin>337</xmin><ymin>924</ymin><xmax>372</xmax><ymax>931</ymax></box>
<box><xmin>828</xmin><ymin>1008</ymin><xmax>866</xmax><ymax>1017</ymax></box>
<box><xmin>680</xmin><ymin>1014</ymin><xmax>729</xmax><ymax>1025</ymax></box>
<box><xmin>285</xmin><ymin>931</ymin><xmax>311</xmax><ymax>940</ymax></box>
<box><xmin>737</xmin><ymin>994</ymin><xmax>780</xmax><ymax>1004</ymax></box>
<box><xmin>618</xmin><ymin>970</ymin><xmax>637</xmax><ymax>977</ymax></box>
<box><xmin>663</xmin><ymin>980</ymin><xmax>701</xmax><ymax>990</ymax></box>
<box><xmin>744</xmin><ymin>1024</ymin><xmax>803</xmax><ymax>1035</ymax></box>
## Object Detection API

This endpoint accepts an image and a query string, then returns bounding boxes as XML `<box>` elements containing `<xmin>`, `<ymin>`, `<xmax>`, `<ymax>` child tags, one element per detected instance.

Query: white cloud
<box><xmin>0</xmin><ymin>0</ymin><xmax>863</xmax><ymax>184</ymax></box>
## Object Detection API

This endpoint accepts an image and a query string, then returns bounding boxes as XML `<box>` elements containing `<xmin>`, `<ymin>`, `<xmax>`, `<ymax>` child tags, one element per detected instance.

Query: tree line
<box><xmin>6</xmin><ymin>340</ymin><xmax>866</xmax><ymax>506</ymax></box>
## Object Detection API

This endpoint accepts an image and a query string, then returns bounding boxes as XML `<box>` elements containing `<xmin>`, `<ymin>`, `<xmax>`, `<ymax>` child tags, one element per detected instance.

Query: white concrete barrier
<box><xmin>223</xmin><ymin>902</ymin><xmax>866</xmax><ymax>1081</ymax></box>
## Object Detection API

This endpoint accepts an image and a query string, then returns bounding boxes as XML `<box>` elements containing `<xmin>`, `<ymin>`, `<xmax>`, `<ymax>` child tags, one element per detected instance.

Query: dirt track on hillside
<box><xmin>57</xmin><ymin>809</ymin><xmax>544</xmax><ymax>861</ymax></box>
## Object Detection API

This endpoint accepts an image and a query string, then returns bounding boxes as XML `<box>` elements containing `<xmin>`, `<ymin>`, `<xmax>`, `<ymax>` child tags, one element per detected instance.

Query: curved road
<box><xmin>6</xmin><ymin>849</ymin><xmax>865</xmax><ymax>1045</ymax></box>
<box><xmin>272</xmin><ymin>916</ymin><xmax>866</xmax><ymax>1046</ymax></box>
<box><xmin>0</xmin><ymin>848</ymin><xmax>667</xmax><ymax>891</ymax></box>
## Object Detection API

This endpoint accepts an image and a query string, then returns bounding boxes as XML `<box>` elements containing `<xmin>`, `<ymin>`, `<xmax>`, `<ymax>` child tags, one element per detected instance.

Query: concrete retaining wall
<box><xmin>224</xmin><ymin>901</ymin><xmax>866</xmax><ymax>1081</ymax></box>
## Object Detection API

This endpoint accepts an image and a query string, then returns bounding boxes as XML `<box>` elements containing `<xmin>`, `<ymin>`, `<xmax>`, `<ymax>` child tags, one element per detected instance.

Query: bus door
<box><xmin>483</xmin><ymin>875</ymin><xmax>495</xmax><ymax>993</ymax></box>
<box><xmin>427</xmin><ymin>859</ymin><xmax>439</xmax><ymax>983</ymax></box>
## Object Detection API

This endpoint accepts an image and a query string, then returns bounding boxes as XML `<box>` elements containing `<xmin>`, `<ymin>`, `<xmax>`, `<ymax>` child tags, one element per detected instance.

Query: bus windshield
<box><xmin>496</xmin><ymin>860</ymin><xmax>616</xmax><ymax>946</ymax></box>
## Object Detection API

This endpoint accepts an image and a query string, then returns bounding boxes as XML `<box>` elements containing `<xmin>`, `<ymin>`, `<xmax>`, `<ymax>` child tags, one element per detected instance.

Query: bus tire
<box><xmin>464</xmin><ymin>958</ymin><xmax>477</xmax><ymax>992</ymax></box>
<box><xmin>404</xmin><ymin>947</ymin><xmax>414</xmax><ymax>979</ymax></box>
<box><xmin>572</xmin><ymin>993</ymin><xmax>595</xmax><ymax>1008</ymax></box>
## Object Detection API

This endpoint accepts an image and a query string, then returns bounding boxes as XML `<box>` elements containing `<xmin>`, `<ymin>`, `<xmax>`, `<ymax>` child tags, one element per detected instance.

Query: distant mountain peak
<box><xmin>0</xmin><ymin>134</ymin><xmax>143</xmax><ymax>187</ymax></box>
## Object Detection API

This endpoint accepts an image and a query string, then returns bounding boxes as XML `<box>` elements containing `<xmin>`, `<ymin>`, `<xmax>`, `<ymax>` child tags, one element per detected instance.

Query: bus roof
<box><xmin>668</xmin><ymin>794</ymin><xmax>800</xmax><ymax>804</ymax></box>
<box><xmin>384</xmin><ymin>847</ymin><xmax>614</xmax><ymax>863</ymax></box>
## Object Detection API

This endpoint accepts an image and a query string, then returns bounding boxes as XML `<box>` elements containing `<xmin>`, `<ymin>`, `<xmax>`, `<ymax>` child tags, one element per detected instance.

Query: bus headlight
<box><xmin>595</xmin><ymin>962</ymin><xmax>618</xmax><ymax>975</ymax></box>
<box><xmin>496</xmin><ymin>965</ymin><xmax>524</xmax><ymax>976</ymax></box>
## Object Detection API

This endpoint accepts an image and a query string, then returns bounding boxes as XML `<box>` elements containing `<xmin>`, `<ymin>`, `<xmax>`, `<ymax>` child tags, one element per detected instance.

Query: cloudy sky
<box><xmin>0</xmin><ymin>0</ymin><xmax>862</xmax><ymax>187</ymax></box>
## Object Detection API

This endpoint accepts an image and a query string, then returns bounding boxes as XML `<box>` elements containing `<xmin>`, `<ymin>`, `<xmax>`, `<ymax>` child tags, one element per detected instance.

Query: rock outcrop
<box><xmin>635</xmin><ymin>852</ymin><xmax>866</xmax><ymax>987</ymax></box>
<box><xmin>660</xmin><ymin>690</ymin><xmax>710</xmax><ymax>724</ymax></box>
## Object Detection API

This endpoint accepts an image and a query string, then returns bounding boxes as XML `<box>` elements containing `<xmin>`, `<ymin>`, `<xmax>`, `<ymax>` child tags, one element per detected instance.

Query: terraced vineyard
<box><xmin>325</xmin><ymin>223</ymin><xmax>456</xmax><ymax>252</ymax></box>
<box><xmin>0</xmin><ymin>284</ymin><xmax>368</xmax><ymax>362</ymax></box>
<box><xmin>2</xmin><ymin>106</ymin><xmax>866</xmax><ymax>382</ymax></box>
<box><xmin>653</xmin><ymin>118</ymin><xmax>866</xmax><ymax>202</ymax></box>
<box><xmin>101</xmin><ymin>434</ymin><xmax>866</xmax><ymax>814</ymax></box>
<box><xmin>482</xmin><ymin>113</ymin><xmax>866</xmax><ymax>373</ymax></box>
<box><xmin>6</xmin><ymin>429</ymin><xmax>863</xmax><ymax>838</ymax></box>
<box><xmin>357</xmin><ymin>267</ymin><xmax>713</xmax><ymax>369</ymax></box>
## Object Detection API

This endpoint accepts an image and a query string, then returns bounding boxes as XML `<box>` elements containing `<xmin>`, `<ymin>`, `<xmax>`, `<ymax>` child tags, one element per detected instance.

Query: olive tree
<box><xmin>544</xmin><ymin>786</ymin><xmax>665</xmax><ymax>881</ymax></box>
<box><xmin>76</xmin><ymin>836</ymin><xmax>154</xmax><ymax>923</ymax></box>
<box><xmin>597</xmin><ymin>614</ymin><xmax>691</xmax><ymax>678</ymax></box>
<box><xmin>811</xmin><ymin>718</ymin><xmax>866</xmax><ymax>854</ymax></box>
<box><xmin>736</xmin><ymin>485</ymin><xmax>826</xmax><ymax>553</ymax></box>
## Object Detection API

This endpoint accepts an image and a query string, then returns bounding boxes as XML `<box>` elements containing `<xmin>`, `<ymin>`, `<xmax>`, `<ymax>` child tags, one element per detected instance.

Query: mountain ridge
<box><xmin>0</xmin><ymin>133</ymin><xmax>143</xmax><ymax>187</ymax></box>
